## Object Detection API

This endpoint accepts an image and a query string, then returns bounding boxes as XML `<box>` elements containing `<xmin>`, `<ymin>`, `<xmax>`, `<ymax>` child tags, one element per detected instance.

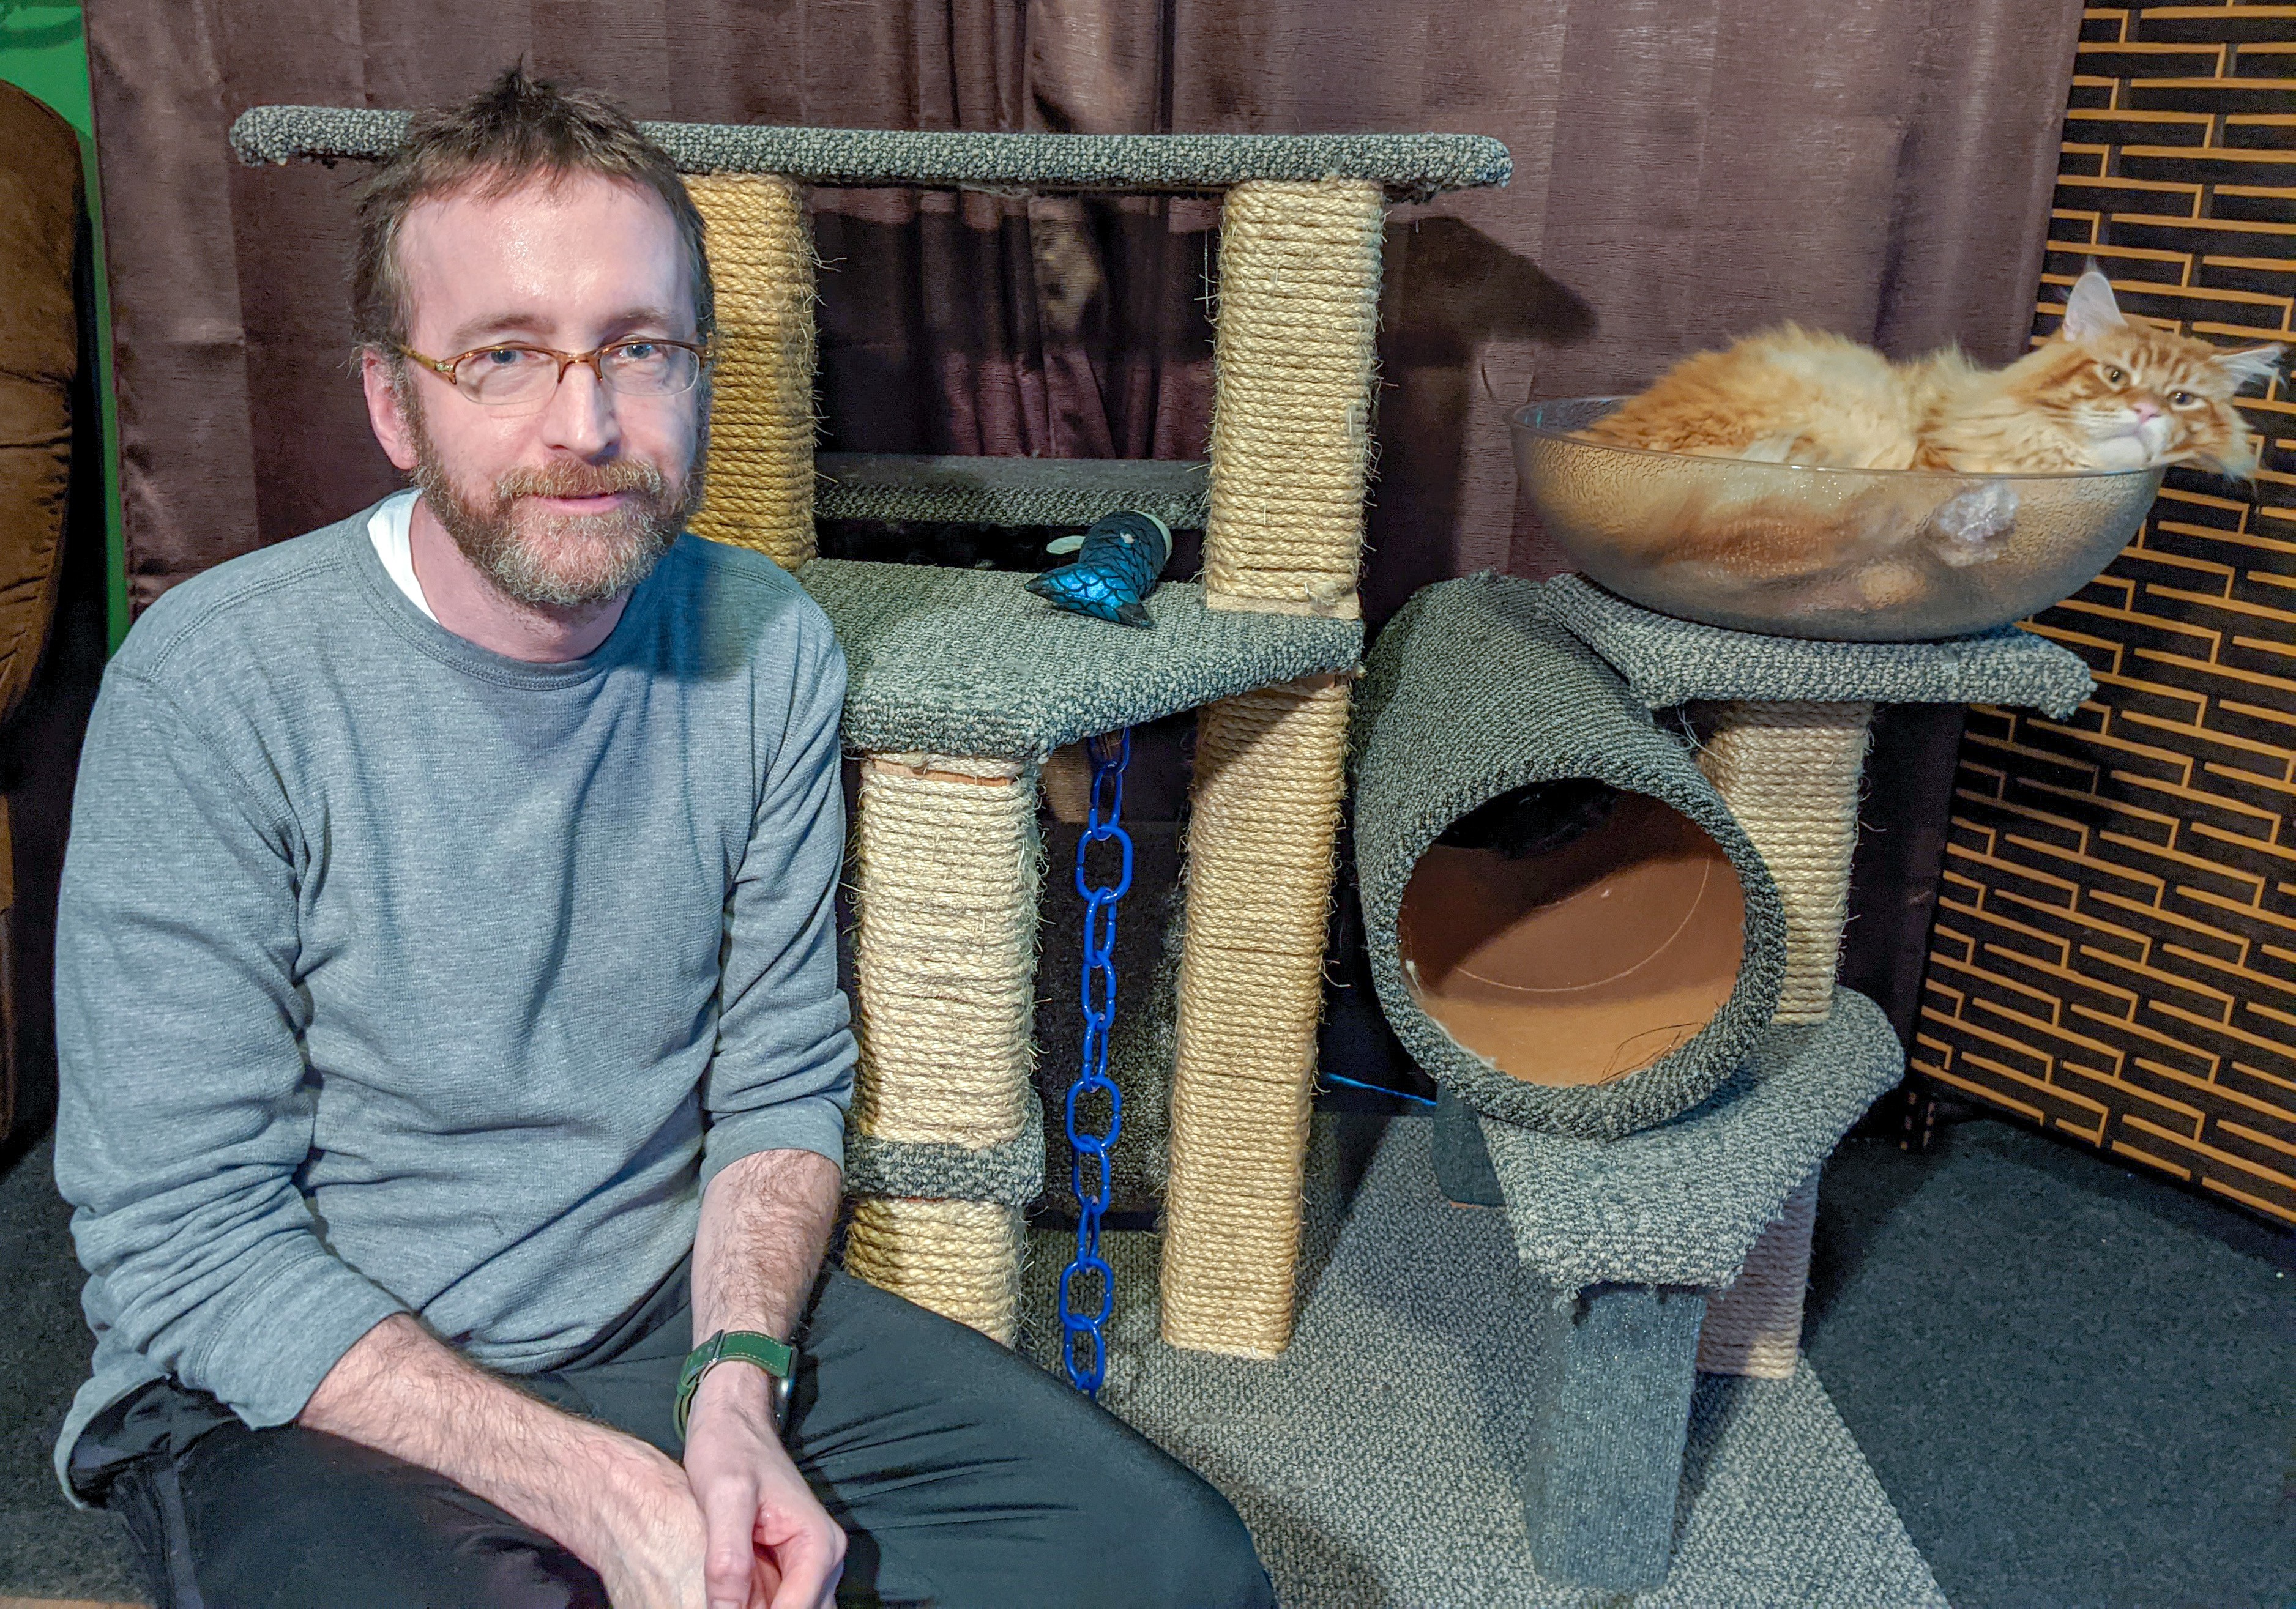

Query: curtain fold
<box><xmin>87</xmin><ymin>0</ymin><xmax>2085</xmax><ymax>615</ymax></box>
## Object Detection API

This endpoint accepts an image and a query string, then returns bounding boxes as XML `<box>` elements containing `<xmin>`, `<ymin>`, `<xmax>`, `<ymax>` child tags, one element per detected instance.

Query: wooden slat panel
<box><xmin>1918</xmin><ymin>7</ymin><xmax>2296</xmax><ymax>1225</ymax></box>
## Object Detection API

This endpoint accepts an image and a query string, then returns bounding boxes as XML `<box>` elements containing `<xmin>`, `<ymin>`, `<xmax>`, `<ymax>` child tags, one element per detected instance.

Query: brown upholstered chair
<box><xmin>0</xmin><ymin>83</ymin><xmax>83</xmax><ymax>1148</ymax></box>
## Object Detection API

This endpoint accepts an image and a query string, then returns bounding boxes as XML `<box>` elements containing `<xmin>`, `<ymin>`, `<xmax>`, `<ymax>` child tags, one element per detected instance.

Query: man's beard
<box><xmin>401</xmin><ymin>390</ymin><xmax>702</xmax><ymax>611</ymax></box>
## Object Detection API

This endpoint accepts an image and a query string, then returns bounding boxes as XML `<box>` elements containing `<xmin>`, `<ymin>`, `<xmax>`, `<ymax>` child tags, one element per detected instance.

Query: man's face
<box><xmin>373</xmin><ymin>171</ymin><xmax>704</xmax><ymax>609</ymax></box>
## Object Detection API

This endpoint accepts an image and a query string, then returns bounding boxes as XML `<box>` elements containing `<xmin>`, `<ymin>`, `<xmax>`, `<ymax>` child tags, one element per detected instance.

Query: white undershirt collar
<box><xmin>367</xmin><ymin>488</ymin><xmax>438</xmax><ymax>623</ymax></box>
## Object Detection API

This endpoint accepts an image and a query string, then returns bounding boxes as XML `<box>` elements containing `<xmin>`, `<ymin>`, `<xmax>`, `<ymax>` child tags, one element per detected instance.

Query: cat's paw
<box><xmin>1928</xmin><ymin>481</ymin><xmax>2019</xmax><ymax>566</ymax></box>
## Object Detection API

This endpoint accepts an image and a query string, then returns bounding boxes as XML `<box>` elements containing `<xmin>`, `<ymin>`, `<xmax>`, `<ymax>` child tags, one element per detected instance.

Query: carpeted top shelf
<box><xmin>796</xmin><ymin>559</ymin><xmax>1362</xmax><ymax>760</ymax></box>
<box><xmin>228</xmin><ymin>107</ymin><xmax>1512</xmax><ymax>201</ymax></box>
<box><xmin>815</xmin><ymin>453</ymin><xmax>1211</xmax><ymax>530</ymax></box>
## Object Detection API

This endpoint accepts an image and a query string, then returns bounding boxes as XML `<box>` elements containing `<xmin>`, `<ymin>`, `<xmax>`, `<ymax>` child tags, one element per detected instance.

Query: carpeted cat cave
<box><xmin>1352</xmin><ymin>574</ymin><xmax>1786</xmax><ymax>1142</ymax></box>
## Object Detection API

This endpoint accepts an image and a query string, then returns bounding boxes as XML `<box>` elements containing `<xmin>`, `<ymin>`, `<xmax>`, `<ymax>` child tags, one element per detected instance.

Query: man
<box><xmin>52</xmin><ymin>69</ymin><xmax>1272</xmax><ymax>1609</ymax></box>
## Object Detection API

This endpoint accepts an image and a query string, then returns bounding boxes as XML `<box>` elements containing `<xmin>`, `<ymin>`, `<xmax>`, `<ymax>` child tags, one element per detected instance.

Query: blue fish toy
<box><xmin>1025</xmin><ymin>510</ymin><xmax>1173</xmax><ymax>628</ymax></box>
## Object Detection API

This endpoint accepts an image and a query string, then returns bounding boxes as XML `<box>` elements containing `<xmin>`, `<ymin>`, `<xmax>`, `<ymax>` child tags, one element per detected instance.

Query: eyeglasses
<box><xmin>398</xmin><ymin>338</ymin><xmax>710</xmax><ymax>412</ymax></box>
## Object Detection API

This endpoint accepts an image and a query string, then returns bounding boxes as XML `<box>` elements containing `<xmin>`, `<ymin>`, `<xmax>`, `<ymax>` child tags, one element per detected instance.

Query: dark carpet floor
<box><xmin>1803</xmin><ymin>1117</ymin><xmax>2295</xmax><ymax>1609</ymax></box>
<box><xmin>4</xmin><ymin>1110</ymin><xmax>2292</xmax><ymax>1607</ymax></box>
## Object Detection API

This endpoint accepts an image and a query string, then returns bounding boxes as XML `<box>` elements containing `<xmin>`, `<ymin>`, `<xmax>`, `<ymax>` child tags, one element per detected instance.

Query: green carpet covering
<box><xmin>814</xmin><ymin>453</ymin><xmax>1213</xmax><ymax>532</ymax></box>
<box><xmin>798</xmin><ymin>559</ymin><xmax>1362</xmax><ymax>761</ymax></box>
<box><xmin>1351</xmin><ymin>573</ymin><xmax>1784</xmax><ymax>1139</ymax></box>
<box><xmin>1539</xmin><ymin>574</ymin><xmax>2096</xmax><ymax>719</ymax></box>
<box><xmin>229</xmin><ymin>109</ymin><xmax>1512</xmax><ymax>201</ymax></box>
<box><xmin>1</xmin><ymin>1137</ymin><xmax>144</xmax><ymax>1602</ymax></box>
<box><xmin>1479</xmin><ymin>988</ymin><xmax>1906</xmax><ymax>1293</ymax></box>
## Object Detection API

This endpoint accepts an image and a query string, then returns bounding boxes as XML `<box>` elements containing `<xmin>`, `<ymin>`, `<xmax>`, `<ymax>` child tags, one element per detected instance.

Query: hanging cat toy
<box><xmin>1026</xmin><ymin>509</ymin><xmax>1174</xmax><ymax>627</ymax></box>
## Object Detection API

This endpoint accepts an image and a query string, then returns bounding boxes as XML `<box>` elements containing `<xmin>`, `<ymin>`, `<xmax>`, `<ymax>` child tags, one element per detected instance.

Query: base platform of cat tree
<box><xmin>1440</xmin><ymin>986</ymin><xmax>1906</xmax><ymax>1592</ymax></box>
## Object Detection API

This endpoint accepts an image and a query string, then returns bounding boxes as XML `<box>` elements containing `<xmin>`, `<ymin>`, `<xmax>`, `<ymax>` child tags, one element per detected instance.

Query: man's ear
<box><xmin>362</xmin><ymin>349</ymin><xmax>420</xmax><ymax>473</ymax></box>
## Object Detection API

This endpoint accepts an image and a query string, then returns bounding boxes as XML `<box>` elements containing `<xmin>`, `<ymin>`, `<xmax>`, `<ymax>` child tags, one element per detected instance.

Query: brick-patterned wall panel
<box><xmin>1915</xmin><ymin>2</ymin><xmax>2296</xmax><ymax>1226</ymax></box>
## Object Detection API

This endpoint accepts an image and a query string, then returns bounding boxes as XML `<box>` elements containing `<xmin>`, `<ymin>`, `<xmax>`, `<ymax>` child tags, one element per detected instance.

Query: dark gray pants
<box><xmin>76</xmin><ymin>1263</ymin><xmax>1273</xmax><ymax>1608</ymax></box>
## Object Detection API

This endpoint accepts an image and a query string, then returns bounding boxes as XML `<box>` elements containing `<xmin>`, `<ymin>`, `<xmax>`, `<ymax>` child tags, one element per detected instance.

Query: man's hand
<box><xmin>683</xmin><ymin>1361</ymin><xmax>844</xmax><ymax>1609</ymax></box>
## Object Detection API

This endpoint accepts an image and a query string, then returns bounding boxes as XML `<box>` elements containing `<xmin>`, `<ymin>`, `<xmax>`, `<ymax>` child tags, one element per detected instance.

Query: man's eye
<box><xmin>482</xmin><ymin>347</ymin><xmax>537</xmax><ymax>367</ymax></box>
<box><xmin>614</xmin><ymin>341</ymin><xmax>661</xmax><ymax>360</ymax></box>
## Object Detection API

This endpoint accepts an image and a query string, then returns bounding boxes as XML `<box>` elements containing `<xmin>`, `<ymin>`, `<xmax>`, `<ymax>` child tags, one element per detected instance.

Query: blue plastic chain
<box><xmin>1059</xmin><ymin>729</ymin><xmax>1133</xmax><ymax>1397</ymax></box>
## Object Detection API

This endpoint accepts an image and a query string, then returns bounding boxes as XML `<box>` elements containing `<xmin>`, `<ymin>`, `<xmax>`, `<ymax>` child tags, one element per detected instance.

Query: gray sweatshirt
<box><xmin>50</xmin><ymin>502</ymin><xmax>856</xmax><ymax>1493</ymax></box>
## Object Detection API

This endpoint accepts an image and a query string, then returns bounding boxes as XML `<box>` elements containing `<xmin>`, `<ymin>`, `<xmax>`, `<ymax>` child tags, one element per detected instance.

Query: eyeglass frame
<box><xmin>395</xmin><ymin>337</ymin><xmax>714</xmax><ymax>408</ymax></box>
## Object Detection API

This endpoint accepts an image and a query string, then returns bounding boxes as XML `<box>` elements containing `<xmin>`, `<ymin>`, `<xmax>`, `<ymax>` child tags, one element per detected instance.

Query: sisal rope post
<box><xmin>1696</xmin><ymin>1172</ymin><xmax>1819</xmax><ymax>1378</ymax></box>
<box><xmin>1696</xmin><ymin>700</ymin><xmax>1873</xmax><ymax>1024</ymax></box>
<box><xmin>844</xmin><ymin>754</ymin><xmax>1041</xmax><ymax>1342</ymax></box>
<box><xmin>1202</xmin><ymin>180</ymin><xmax>1384</xmax><ymax>620</ymax></box>
<box><xmin>1161</xmin><ymin>674</ymin><xmax>1354</xmax><ymax>1357</ymax></box>
<box><xmin>686</xmin><ymin>174</ymin><xmax>818</xmax><ymax>571</ymax></box>
<box><xmin>843</xmin><ymin>1196</ymin><xmax>1024</xmax><ymax>1346</ymax></box>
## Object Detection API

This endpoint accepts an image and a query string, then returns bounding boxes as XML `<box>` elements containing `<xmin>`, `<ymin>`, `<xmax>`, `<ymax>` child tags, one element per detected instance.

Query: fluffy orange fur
<box><xmin>1584</xmin><ymin>268</ymin><xmax>2282</xmax><ymax>478</ymax></box>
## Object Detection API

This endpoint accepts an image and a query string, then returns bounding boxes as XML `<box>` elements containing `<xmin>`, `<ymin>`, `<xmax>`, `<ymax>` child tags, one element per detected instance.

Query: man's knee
<box><xmin>138</xmin><ymin>1418</ymin><xmax>608</xmax><ymax>1609</ymax></box>
<box><xmin>1083</xmin><ymin>1449</ymin><xmax>1272</xmax><ymax>1608</ymax></box>
<box><xmin>1162</xmin><ymin>1473</ymin><xmax>1275</xmax><ymax>1608</ymax></box>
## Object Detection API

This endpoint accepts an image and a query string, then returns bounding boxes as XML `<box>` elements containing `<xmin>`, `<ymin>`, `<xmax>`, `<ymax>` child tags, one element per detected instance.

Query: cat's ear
<box><xmin>2059</xmin><ymin>265</ymin><xmax>2126</xmax><ymax>342</ymax></box>
<box><xmin>2213</xmin><ymin>343</ymin><xmax>2284</xmax><ymax>394</ymax></box>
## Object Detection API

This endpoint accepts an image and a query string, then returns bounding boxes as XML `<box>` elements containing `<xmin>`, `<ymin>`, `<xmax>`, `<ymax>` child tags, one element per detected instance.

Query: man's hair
<box><xmin>350</xmin><ymin>66</ymin><xmax>713</xmax><ymax>357</ymax></box>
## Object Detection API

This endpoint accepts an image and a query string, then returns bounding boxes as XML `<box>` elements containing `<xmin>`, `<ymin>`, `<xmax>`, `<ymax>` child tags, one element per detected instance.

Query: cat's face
<box><xmin>2011</xmin><ymin>267</ymin><xmax>2282</xmax><ymax>476</ymax></box>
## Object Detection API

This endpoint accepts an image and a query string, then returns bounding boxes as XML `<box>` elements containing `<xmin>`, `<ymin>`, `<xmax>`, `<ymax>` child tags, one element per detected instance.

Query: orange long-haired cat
<box><xmin>1585</xmin><ymin>266</ymin><xmax>2282</xmax><ymax>475</ymax></box>
<box><xmin>1570</xmin><ymin>267</ymin><xmax>2282</xmax><ymax>595</ymax></box>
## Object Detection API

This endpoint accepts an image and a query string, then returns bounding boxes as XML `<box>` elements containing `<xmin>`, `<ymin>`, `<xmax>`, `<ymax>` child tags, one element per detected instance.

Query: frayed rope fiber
<box><xmin>1697</xmin><ymin>1172</ymin><xmax>1819</xmax><ymax>1379</ymax></box>
<box><xmin>842</xmin><ymin>756</ymin><xmax>1042</xmax><ymax>1346</ymax></box>
<box><xmin>1160</xmin><ymin>675</ymin><xmax>1354</xmax><ymax>1358</ymax></box>
<box><xmin>848</xmin><ymin>757</ymin><xmax>1041</xmax><ymax>1150</ymax></box>
<box><xmin>842</xmin><ymin>1196</ymin><xmax>1024</xmax><ymax>1345</ymax></box>
<box><xmin>1204</xmin><ymin>180</ymin><xmax>1384</xmax><ymax>619</ymax></box>
<box><xmin>1694</xmin><ymin>702</ymin><xmax>1872</xmax><ymax>1025</ymax></box>
<box><xmin>685</xmin><ymin>175</ymin><xmax>818</xmax><ymax>571</ymax></box>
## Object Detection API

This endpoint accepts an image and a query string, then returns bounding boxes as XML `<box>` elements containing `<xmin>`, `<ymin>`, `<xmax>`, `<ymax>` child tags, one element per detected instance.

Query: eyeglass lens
<box><xmin>454</xmin><ymin>344</ymin><xmax>702</xmax><ymax>406</ymax></box>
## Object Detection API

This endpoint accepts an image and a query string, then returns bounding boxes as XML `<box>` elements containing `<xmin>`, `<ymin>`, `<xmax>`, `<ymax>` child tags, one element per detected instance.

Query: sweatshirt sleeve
<box><xmin>699</xmin><ymin>609</ymin><xmax>858</xmax><ymax>1186</ymax></box>
<box><xmin>53</xmin><ymin>667</ymin><xmax>406</xmax><ymax>1429</ymax></box>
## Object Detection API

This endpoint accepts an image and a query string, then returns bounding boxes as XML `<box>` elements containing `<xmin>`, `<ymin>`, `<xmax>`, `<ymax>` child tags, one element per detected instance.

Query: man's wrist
<box><xmin>679</xmin><ymin>1329</ymin><xmax>797</xmax><ymax>1440</ymax></box>
<box><xmin>693</xmin><ymin>1356</ymin><xmax>777</xmax><ymax>1404</ymax></box>
<box><xmin>578</xmin><ymin>1433</ymin><xmax>693</xmax><ymax>1547</ymax></box>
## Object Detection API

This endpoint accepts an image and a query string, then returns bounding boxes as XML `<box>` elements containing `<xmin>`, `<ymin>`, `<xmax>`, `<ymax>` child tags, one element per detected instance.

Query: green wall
<box><xmin>1</xmin><ymin>1</ymin><xmax>127</xmax><ymax>649</ymax></box>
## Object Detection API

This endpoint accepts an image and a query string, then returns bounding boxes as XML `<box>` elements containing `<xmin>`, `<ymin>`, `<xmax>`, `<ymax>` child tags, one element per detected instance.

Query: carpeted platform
<box><xmin>798</xmin><ymin>560</ymin><xmax>1364</xmax><ymax>760</ymax></box>
<box><xmin>1021</xmin><ymin>1113</ymin><xmax>1944</xmax><ymax>1608</ymax></box>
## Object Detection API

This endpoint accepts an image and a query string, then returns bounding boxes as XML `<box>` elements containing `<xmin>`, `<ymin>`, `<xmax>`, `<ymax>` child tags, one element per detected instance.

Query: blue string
<box><xmin>1318</xmin><ymin>1071</ymin><xmax>1438</xmax><ymax>1107</ymax></box>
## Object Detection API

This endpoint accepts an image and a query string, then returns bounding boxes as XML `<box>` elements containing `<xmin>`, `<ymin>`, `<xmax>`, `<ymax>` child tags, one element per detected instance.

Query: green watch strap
<box><xmin>675</xmin><ymin>1329</ymin><xmax>797</xmax><ymax>1440</ymax></box>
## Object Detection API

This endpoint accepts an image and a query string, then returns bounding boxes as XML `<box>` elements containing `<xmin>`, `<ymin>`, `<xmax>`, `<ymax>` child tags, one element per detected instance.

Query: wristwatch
<box><xmin>674</xmin><ymin>1329</ymin><xmax>797</xmax><ymax>1440</ymax></box>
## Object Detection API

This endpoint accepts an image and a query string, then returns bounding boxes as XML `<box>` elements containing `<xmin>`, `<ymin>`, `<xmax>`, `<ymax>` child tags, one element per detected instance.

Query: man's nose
<box><xmin>539</xmin><ymin>359</ymin><xmax>622</xmax><ymax>456</ymax></box>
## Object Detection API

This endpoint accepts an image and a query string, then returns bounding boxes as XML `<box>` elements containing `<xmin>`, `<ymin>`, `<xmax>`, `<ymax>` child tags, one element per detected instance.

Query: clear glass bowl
<box><xmin>1510</xmin><ymin>398</ymin><xmax>2164</xmax><ymax>641</ymax></box>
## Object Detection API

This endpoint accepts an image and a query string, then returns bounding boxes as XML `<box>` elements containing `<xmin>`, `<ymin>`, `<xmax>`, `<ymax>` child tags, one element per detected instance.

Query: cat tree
<box><xmin>1352</xmin><ymin>570</ymin><xmax>2095</xmax><ymax>1591</ymax></box>
<box><xmin>233</xmin><ymin>107</ymin><xmax>1510</xmax><ymax>1352</ymax></box>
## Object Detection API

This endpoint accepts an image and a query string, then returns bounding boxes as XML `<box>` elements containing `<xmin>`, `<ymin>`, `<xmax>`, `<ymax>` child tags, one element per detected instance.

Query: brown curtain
<box><xmin>82</xmin><ymin>0</ymin><xmax>2084</xmax><ymax>1033</ymax></box>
